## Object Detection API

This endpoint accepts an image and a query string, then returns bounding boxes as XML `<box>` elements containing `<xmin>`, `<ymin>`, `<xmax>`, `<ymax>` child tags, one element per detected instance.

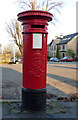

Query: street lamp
<box><xmin>9</xmin><ymin>40</ymin><xmax>16</xmax><ymax>63</ymax></box>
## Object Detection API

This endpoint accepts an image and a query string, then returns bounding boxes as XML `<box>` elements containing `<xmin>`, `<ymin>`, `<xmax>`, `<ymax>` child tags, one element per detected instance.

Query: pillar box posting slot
<box><xmin>17</xmin><ymin>10</ymin><xmax>52</xmax><ymax>111</ymax></box>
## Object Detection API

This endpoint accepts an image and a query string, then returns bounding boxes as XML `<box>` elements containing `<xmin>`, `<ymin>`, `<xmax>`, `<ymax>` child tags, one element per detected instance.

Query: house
<box><xmin>47</xmin><ymin>40</ymin><xmax>57</xmax><ymax>57</ymax></box>
<box><xmin>48</xmin><ymin>32</ymin><xmax>78</xmax><ymax>58</ymax></box>
<box><xmin>47</xmin><ymin>36</ymin><xmax>61</xmax><ymax>57</ymax></box>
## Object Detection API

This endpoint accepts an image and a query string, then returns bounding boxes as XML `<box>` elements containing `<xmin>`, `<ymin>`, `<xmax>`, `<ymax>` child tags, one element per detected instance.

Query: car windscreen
<box><xmin>63</xmin><ymin>57</ymin><xmax>68</xmax><ymax>59</ymax></box>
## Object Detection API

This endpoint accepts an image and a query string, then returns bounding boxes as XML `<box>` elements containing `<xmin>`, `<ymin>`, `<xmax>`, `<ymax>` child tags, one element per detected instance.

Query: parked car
<box><xmin>17</xmin><ymin>58</ymin><xmax>21</xmax><ymax>62</ymax></box>
<box><xmin>61</xmin><ymin>57</ymin><xmax>73</xmax><ymax>62</ymax></box>
<box><xmin>11</xmin><ymin>57</ymin><xmax>18</xmax><ymax>62</ymax></box>
<box><xmin>50</xmin><ymin>57</ymin><xmax>60</xmax><ymax>62</ymax></box>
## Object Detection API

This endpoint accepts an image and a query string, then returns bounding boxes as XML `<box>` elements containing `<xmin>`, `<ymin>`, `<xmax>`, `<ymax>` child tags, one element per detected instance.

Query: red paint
<box><xmin>18</xmin><ymin>10</ymin><xmax>53</xmax><ymax>89</ymax></box>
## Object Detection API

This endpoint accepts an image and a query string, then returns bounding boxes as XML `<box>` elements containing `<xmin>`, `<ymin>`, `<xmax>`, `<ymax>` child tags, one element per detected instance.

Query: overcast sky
<box><xmin>0</xmin><ymin>0</ymin><xmax>77</xmax><ymax>47</ymax></box>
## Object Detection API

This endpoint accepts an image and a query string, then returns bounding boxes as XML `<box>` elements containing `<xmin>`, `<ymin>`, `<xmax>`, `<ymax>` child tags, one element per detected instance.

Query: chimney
<box><xmin>60</xmin><ymin>33</ymin><xmax>63</xmax><ymax>40</ymax></box>
<box><xmin>55</xmin><ymin>36</ymin><xmax>59</xmax><ymax>39</ymax></box>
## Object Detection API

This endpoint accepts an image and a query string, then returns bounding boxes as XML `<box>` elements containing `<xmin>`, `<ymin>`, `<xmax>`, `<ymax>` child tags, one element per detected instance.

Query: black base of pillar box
<box><xmin>22</xmin><ymin>88</ymin><xmax>46</xmax><ymax>111</ymax></box>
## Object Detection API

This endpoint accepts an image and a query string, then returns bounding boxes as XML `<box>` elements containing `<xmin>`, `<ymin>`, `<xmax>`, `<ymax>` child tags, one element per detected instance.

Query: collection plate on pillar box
<box><xmin>33</xmin><ymin>33</ymin><xmax>42</xmax><ymax>49</ymax></box>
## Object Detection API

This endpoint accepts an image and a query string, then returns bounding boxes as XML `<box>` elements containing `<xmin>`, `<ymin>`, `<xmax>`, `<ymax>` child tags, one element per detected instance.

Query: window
<box><xmin>63</xmin><ymin>45</ymin><xmax>65</xmax><ymax>50</ymax></box>
<box><xmin>52</xmin><ymin>46</ymin><xmax>53</xmax><ymax>50</ymax></box>
<box><xmin>54</xmin><ymin>53</ymin><xmax>56</xmax><ymax>57</ymax></box>
<box><xmin>59</xmin><ymin>45</ymin><xmax>61</xmax><ymax>50</ymax></box>
<box><xmin>54</xmin><ymin>46</ymin><xmax>56</xmax><ymax>50</ymax></box>
<box><xmin>50</xmin><ymin>46</ymin><xmax>53</xmax><ymax>51</ymax></box>
<box><xmin>50</xmin><ymin>47</ymin><xmax>52</xmax><ymax>51</ymax></box>
<box><xmin>50</xmin><ymin>53</ymin><xmax>52</xmax><ymax>56</ymax></box>
<box><xmin>52</xmin><ymin>53</ymin><xmax>53</xmax><ymax>57</ymax></box>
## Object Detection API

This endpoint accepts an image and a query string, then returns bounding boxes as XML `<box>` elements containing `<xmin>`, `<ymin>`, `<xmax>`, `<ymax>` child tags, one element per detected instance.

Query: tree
<box><xmin>6</xmin><ymin>0</ymin><xmax>63</xmax><ymax>55</ymax></box>
<box><xmin>66</xmin><ymin>49</ymin><xmax>75</xmax><ymax>58</ymax></box>
<box><xmin>17</xmin><ymin>0</ymin><xmax>63</xmax><ymax>23</ymax></box>
<box><xmin>6</xmin><ymin>19</ymin><xmax>23</xmax><ymax>54</ymax></box>
<box><xmin>56</xmin><ymin>45</ymin><xmax>60</xmax><ymax>59</ymax></box>
<box><xmin>15</xmin><ymin>50</ymin><xmax>22</xmax><ymax>58</ymax></box>
<box><xmin>3</xmin><ymin>44</ymin><xmax>13</xmax><ymax>55</ymax></box>
<box><xmin>18</xmin><ymin>0</ymin><xmax>62</xmax><ymax>11</ymax></box>
<box><xmin>47</xmin><ymin>55</ymin><xmax>50</xmax><ymax>61</ymax></box>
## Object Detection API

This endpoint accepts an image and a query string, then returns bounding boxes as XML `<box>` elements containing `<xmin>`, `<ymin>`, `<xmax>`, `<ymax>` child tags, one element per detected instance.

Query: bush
<box><xmin>56</xmin><ymin>45</ymin><xmax>60</xmax><ymax>59</ymax></box>
<box><xmin>47</xmin><ymin>55</ymin><xmax>50</xmax><ymax>61</ymax></box>
<box><xmin>66</xmin><ymin>49</ymin><xmax>75</xmax><ymax>58</ymax></box>
<box><xmin>73</xmin><ymin>57</ymin><xmax>78</xmax><ymax>62</ymax></box>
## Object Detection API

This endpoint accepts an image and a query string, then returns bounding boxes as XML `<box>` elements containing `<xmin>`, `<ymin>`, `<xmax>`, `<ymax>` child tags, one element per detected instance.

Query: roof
<box><xmin>57</xmin><ymin>32</ymin><xmax>78</xmax><ymax>45</ymax></box>
<box><xmin>47</xmin><ymin>40</ymin><xmax>54</xmax><ymax>46</ymax></box>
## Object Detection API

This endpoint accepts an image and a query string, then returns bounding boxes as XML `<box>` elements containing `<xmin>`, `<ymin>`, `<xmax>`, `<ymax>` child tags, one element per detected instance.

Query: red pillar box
<box><xmin>17</xmin><ymin>10</ymin><xmax>52</xmax><ymax>111</ymax></box>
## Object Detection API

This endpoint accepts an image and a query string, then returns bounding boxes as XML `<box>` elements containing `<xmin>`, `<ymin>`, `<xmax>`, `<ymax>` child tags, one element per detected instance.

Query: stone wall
<box><xmin>67</xmin><ymin>37</ymin><xmax>76</xmax><ymax>57</ymax></box>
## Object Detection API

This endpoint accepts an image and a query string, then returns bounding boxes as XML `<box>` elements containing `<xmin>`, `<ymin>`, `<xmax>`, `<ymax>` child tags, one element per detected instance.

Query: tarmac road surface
<box><xmin>0</xmin><ymin>63</ymin><xmax>77</xmax><ymax>100</ymax></box>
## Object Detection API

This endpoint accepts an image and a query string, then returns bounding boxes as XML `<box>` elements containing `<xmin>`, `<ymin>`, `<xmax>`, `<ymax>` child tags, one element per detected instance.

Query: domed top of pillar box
<box><xmin>17</xmin><ymin>10</ymin><xmax>53</xmax><ymax>22</ymax></box>
<box><xmin>17</xmin><ymin>10</ymin><xmax>53</xmax><ymax>33</ymax></box>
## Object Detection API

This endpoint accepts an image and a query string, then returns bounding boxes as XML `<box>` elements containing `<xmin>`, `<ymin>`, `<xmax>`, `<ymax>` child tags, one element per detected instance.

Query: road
<box><xmin>0</xmin><ymin>62</ymin><xmax>78</xmax><ymax>100</ymax></box>
<box><xmin>47</xmin><ymin>62</ymin><xmax>78</xmax><ymax>97</ymax></box>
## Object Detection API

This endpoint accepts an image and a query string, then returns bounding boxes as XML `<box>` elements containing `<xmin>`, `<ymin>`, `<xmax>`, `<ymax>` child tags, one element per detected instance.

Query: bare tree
<box><xmin>15</xmin><ymin>50</ymin><xmax>22</xmax><ymax>58</ymax></box>
<box><xmin>18</xmin><ymin>0</ymin><xmax>62</xmax><ymax>11</ymax></box>
<box><xmin>17</xmin><ymin>0</ymin><xmax>63</xmax><ymax>24</ymax></box>
<box><xmin>6</xmin><ymin>0</ymin><xmax>63</xmax><ymax>55</ymax></box>
<box><xmin>3</xmin><ymin>44</ymin><xmax>13</xmax><ymax>55</ymax></box>
<box><xmin>6</xmin><ymin>19</ymin><xmax>23</xmax><ymax>54</ymax></box>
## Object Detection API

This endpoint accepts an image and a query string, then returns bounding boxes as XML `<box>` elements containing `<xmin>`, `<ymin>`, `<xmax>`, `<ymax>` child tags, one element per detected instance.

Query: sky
<box><xmin>0</xmin><ymin>0</ymin><xmax>77</xmax><ymax>47</ymax></box>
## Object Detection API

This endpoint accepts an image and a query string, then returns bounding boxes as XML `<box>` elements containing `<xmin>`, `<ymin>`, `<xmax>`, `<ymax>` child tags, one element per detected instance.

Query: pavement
<box><xmin>1</xmin><ymin>100</ymin><xmax>77</xmax><ymax>119</ymax></box>
<box><xmin>0</xmin><ymin>62</ymin><xmax>78</xmax><ymax>119</ymax></box>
